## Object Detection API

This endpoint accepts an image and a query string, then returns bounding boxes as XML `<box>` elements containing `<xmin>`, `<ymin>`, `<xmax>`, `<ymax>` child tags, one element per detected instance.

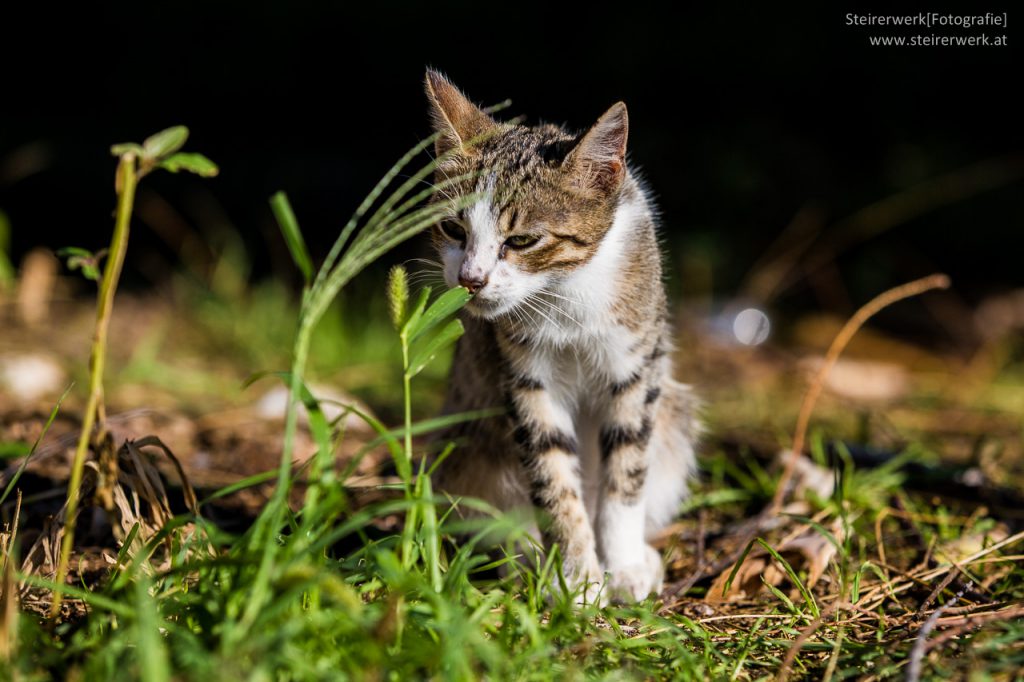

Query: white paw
<box><xmin>563</xmin><ymin>554</ymin><xmax>607</xmax><ymax>607</ymax></box>
<box><xmin>605</xmin><ymin>544</ymin><xmax>664</xmax><ymax>604</ymax></box>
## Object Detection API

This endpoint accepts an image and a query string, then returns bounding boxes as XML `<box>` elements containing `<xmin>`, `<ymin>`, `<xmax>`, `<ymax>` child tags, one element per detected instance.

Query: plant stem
<box><xmin>51</xmin><ymin>154</ymin><xmax>138</xmax><ymax>617</ymax></box>
<box><xmin>234</xmin><ymin>312</ymin><xmax>313</xmax><ymax>638</ymax></box>
<box><xmin>770</xmin><ymin>273</ymin><xmax>950</xmax><ymax>514</ymax></box>
<box><xmin>399</xmin><ymin>331</ymin><xmax>417</xmax><ymax>571</ymax></box>
<box><xmin>401</xmin><ymin>335</ymin><xmax>413</xmax><ymax>488</ymax></box>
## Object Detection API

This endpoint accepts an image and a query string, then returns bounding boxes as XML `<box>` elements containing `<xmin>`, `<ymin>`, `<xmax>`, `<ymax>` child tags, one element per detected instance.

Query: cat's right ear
<box><xmin>425</xmin><ymin>69</ymin><xmax>496</xmax><ymax>158</ymax></box>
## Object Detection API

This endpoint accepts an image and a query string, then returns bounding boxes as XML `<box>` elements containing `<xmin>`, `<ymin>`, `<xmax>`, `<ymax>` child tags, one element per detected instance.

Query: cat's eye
<box><xmin>439</xmin><ymin>220</ymin><xmax>466</xmax><ymax>242</ymax></box>
<box><xmin>504</xmin><ymin>234</ymin><xmax>540</xmax><ymax>250</ymax></box>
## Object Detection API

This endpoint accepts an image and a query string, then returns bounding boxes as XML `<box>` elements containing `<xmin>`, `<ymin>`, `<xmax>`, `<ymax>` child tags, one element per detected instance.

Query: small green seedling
<box><xmin>52</xmin><ymin>126</ymin><xmax>217</xmax><ymax>617</ymax></box>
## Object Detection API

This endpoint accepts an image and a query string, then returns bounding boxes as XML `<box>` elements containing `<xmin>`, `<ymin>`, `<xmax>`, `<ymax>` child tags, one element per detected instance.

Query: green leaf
<box><xmin>781</xmin><ymin>513</ymin><xmax>844</xmax><ymax>556</ymax></box>
<box><xmin>142</xmin><ymin>126</ymin><xmax>189</xmax><ymax>160</ymax></box>
<box><xmin>244</xmin><ymin>371</ymin><xmax>331</xmax><ymax>466</ymax></box>
<box><xmin>761</xmin><ymin>576</ymin><xmax>797</xmax><ymax>614</ymax></box>
<box><xmin>404</xmin><ymin>286</ymin><xmax>471</xmax><ymax>343</ymax></box>
<box><xmin>296</xmin><ymin>391</ymin><xmax>331</xmax><ymax>480</ymax></box>
<box><xmin>110</xmin><ymin>142</ymin><xmax>144</xmax><ymax>157</ymax></box>
<box><xmin>722</xmin><ymin>537</ymin><xmax>758</xmax><ymax>597</ymax></box>
<box><xmin>110</xmin><ymin>522</ymin><xmax>140</xmax><ymax>579</ymax></box>
<box><xmin>57</xmin><ymin>246</ymin><xmax>93</xmax><ymax>258</ymax></box>
<box><xmin>58</xmin><ymin>246</ymin><xmax>105</xmax><ymax>281</ymax></box>
<box><xmin>74</xmin><ymin>260</ymin><xmax>100</xmax><ymax>281</ymax></box>
<box><xmin>335</xmin><ymin>402</ymin><xmax>405</xmax><ymax>478</ymax></box>
<box><xmin>756</xmin><ymin>538</ymin><xmax>820</xmax><ymax>618</ymax></box>
<box><xmin>400</xmin><ymin>287</ymin><xmax>432</xmax><ymax>340</ymax></box>
<box><xmin>342</xmin><ymin>406</ymin><xmax>503</xmax><ymax>481</ymax></box>
<box><xmin>852</xmin><ymin>563</ymin><xmax>865</xmax><ymax>603</ymax></box>
<box><xmin>406</xmin><ymin>318</ymin><xmax>464</xmax><ymax>378</ymax></box>
<box><xmin>159</xmin><ymin>152</ymin><xmax>219</xmax><ymax>177</ymax></box>
<box><xmin>199</xmin><ymin>470</ymin><xmax>279</xmax><ymax>506</ymax></box>
<box><xmin>58</xmin><ymin>245</ymin><xmax>107</xmax><ymax>280</ymax></box>
<box><xmin>0</xmin><ymin>442</ymin><xmax>31</xmax><ymax>459</ymax></box>
<box><xmin>134</xmin><ymin>574</ymin><xmax>171</xmax><ymax>682</ymax></box>
<box><xmin>269</xmin><ymin>192</ymin><xmax>313</xmax><ymax>284</ymax></box>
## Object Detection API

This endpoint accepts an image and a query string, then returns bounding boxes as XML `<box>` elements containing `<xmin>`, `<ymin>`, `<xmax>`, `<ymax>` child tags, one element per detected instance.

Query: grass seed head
<box><xmin>388</xmin><ymin>265</ymin><xmax>410</xmax><ymax>330</ymax></box>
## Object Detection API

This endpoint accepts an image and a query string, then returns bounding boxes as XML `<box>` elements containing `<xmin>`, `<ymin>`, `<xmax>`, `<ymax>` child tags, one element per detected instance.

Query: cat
<box><xmin>424</xmin><ymin>69</ymin><xmax>699</xmax><ymax>604</ymax></box>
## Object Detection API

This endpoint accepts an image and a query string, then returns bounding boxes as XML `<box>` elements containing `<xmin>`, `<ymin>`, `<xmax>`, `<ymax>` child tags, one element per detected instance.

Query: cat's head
<box><xmin>425</xmin><ymin>69</ymin><xmax>630</xmax><ymax>320</ymax></box>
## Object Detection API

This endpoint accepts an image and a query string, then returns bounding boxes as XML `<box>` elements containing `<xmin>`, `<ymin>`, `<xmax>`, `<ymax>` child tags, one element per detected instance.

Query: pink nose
<box><xmin>458</xmin><ymin>273</ymin><xmax>488</xmax><ymax>294</ymax></box>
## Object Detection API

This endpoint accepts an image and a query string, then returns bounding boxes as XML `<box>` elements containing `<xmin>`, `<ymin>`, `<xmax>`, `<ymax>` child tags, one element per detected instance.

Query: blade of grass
<box><xmin>134</xmin><ymin>574</ymin><xmax>170</xmax><ymax>682</ymax></box>
<box><xmin>406</xmin><ymin>318</ymin><xmax>464</xmax><ymax>379</ymax></box>
<box><xmin>404</xmin><ymin>287</ymin><xmax>472</xmax><ymax>344</ymax></box>
<box><xmin>0</xmin><ymin>384</ymin><xmax>72</xmax><ymax>506</ymax></box>
<box><xmin>270</xmin><ymin>191</ymin><xmax>314</xmax><ymax>285</ymax></box>
<box><xmin>756</xmin><ymin>539</ymin><xmax>820</xmax><ymax>618</ymax></box>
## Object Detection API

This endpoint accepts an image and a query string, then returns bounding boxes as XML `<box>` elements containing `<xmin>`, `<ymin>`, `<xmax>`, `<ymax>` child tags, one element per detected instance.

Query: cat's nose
<box><xmin>458</xmin><ymin>273</ymin><xmax>488</xmax><ymax>294</ymax></box>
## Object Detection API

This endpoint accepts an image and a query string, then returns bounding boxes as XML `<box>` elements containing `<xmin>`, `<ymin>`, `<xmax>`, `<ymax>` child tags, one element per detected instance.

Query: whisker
<box><xmin>536</xmin><ymin>288</ymin><xmax>596</xmax><ymax>311</ymax></box>
<box><xmin>535</xmin><ymin>289</ymin><xmax>583</xmax><ymax>304</ymax></box>
<box><xmin>407</xmin><ymin>270</ymin><xmax>445</xmax><ymax>281</ymax></box>
<box><xmin>526</xmin><ymin>293</ymin><xmax>582</xmax><ymax>328</ymax></box>
<box><xmin>407</xmin><ymin>276</ymin><xmax>448</xmax><ymax>288</ymax></box>
<box><xmin>406</xmin><ymin>268</ymin><xmax>444</xmax><ymax>279</ymax></box>
<box><xmin>405</xmin><ymin>257</ymin><xmax>444</xmax><ymax>268</ymax></box>
<box><xmin>505</xmin><ymin>305</ymin><xmax>526</xmax><ymax>332</ymax></box>
<box><xmin>527</xmin><ymin>295</ymin><xmax>570</xmax><ymax>323</ymax></box>
<box><xmin>519</xmin><ymin>297</ymin><xmax>561</xmax><ymax>331</ymax></box>
<box><xmin>513</xmin><ymin>307</ymin><xmax>527</xmax><ymax>330</ymax></box>
<box><xmin>407</xmin><ymin>266</ymin><xmax>442</xmax><ymax>274</ymax></box>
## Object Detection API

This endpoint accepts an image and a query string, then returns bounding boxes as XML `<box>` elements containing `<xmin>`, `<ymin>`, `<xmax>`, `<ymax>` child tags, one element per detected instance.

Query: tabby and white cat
<box><xmin>425</xmin><ymin>70</ymin><xmax>698</xmax><ymax>604</ymax></box>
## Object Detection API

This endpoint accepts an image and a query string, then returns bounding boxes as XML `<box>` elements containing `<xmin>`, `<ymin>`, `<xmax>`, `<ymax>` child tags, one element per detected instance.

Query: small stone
<box><xmin>0</xmin><ymin>353</ymin><xmax>66</xmax><ymax>402</ymax></box>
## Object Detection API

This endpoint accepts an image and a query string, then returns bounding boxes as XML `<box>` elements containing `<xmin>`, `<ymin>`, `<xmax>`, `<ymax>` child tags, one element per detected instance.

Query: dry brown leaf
<box><xmin>706</xmin><ymin>520</ymin><xmax>842</xmax><ymax>603</ymax></box>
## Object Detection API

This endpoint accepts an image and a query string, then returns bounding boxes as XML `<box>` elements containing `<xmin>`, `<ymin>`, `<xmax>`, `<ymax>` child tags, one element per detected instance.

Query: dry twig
<box><xmin>771</xmin><ymin>274</ymin><xmax>951</xmax><ymax>513</ymax></box>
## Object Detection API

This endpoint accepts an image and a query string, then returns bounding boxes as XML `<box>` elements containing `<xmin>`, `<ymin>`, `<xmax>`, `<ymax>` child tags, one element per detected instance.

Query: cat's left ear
<box><xmin>563</xmin><ymin>102</ymin><xmax>629</xmax><ymax>196</ymax></box>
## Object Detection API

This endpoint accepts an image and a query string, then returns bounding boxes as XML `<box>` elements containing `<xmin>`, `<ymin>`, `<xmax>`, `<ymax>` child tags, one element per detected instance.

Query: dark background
<box><xmin>2</xmin><ymin>2</ymin><xmax>1021</xmax><ymax>326</ymax></box>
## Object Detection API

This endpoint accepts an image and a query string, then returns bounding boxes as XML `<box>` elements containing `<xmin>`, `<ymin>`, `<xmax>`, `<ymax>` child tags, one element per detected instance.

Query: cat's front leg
<box><xmin>506</xmin><ymin>372</ymin><xmax>603</xmax><ymax>603</ymax></box>
<box><xmin>597</xmin><ymin>362</ymin><xmax>664</xmax><ymax>603</ymax></box>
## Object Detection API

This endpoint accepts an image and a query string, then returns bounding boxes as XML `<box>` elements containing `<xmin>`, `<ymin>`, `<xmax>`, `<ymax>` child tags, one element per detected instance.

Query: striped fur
<box><xmin>426</xmin><ymin>70</ymin><xmax>699</xmax><ymax>604</ymax></box>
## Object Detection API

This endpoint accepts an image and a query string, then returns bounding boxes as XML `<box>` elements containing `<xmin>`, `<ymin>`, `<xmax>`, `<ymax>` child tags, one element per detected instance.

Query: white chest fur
<box><xmin>516</xmin><ymin>195</ymin><xmax>647</xmax><ymax>400</ymax></box>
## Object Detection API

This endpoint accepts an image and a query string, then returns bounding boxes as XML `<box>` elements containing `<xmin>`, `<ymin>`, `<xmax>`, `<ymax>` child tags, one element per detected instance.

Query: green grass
<box><xmin>11</xmin><ymin>448</ymin><xmax>1023</xmax><ymax>680</ymax></box>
